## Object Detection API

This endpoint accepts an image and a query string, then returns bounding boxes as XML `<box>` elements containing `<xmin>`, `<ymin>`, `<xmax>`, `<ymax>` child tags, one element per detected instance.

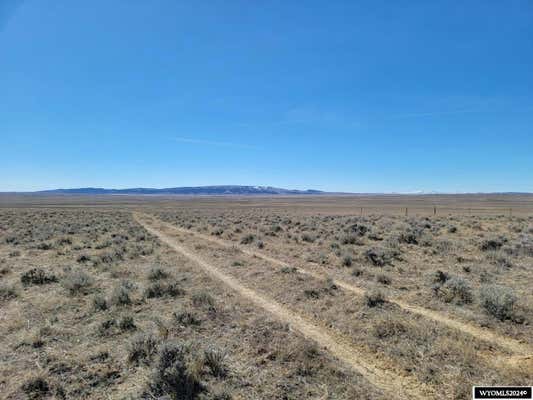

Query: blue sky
<box><xmin>1</xmin><ymin>1</ymin><xmax>532</xmax><ymax>193</ymax></box>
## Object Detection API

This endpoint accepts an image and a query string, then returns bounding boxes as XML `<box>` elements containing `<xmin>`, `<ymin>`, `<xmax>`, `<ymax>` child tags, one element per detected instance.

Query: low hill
<box><xmin>35</xmin><ymin>185</ymin><xmax>324</xmax><ymax>195</ymax></box>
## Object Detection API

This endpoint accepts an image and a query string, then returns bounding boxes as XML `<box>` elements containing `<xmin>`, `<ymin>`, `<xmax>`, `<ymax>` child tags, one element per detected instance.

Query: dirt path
<box><xmin>138</xmin><ymin>213</ymin><xmax>531</xmax><ymax>356</ymax></box>
<box><xmin>135</xmin><ymin>213</ymin><xmax>434</xmax><ymax>400</ymax></box>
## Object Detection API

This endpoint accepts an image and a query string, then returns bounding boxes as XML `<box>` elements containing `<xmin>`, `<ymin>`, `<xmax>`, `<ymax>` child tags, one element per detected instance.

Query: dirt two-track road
<box><xmin>141</xmin><ymin>213</ymin><xmax>531</xmax><ymax>354</ymax></box>
<box><xmin>135</xmin><ymin>212</ymin><xmax>436</xmax><ymax>400</ymax></box>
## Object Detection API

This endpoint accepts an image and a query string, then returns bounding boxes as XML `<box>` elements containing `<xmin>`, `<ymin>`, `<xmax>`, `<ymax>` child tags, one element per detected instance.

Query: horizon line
<box><xmin>1</xmin><ymin>185</ymin><xmax>532</xmax><ymax>196</ymax></box>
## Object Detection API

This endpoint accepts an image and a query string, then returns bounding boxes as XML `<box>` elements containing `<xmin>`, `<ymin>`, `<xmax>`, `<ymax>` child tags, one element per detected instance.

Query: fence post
<box><xmin>433</xmin><ymin>206</ymin><xmax>436</xmax><ymax>216</ymax></box>
<box><xmin>405</xmin><ymin>207</ymin><xmax>408</xmax><ymax>217</ymax></box>
<box><xmin>360</xmin><ymin>207</ymin><xmax>363</xmax><ymax>216</ymax></box>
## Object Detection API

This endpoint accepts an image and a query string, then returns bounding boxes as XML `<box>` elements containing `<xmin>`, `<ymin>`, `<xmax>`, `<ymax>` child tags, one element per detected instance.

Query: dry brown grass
<box><xmin>1</xmin><ymin>196</ymin><xmax>532</xmax><ymax>399</ymax></box>
<box><xmin>0</xmin><ymin>208</ymin><xmax>384</xmax><ymax>399</ymax></box>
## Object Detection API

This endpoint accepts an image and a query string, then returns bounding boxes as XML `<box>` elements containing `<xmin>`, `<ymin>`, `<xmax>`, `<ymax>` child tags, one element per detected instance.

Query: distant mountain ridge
<box><xmin>35</xmin><ymin>185</ymin><xmax>325</xmax><ymax>195</ymax></box>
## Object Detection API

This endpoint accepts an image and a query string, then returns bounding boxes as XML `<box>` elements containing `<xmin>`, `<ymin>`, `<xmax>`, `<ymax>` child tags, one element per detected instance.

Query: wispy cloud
<box><xmin>282</xmin><ymin>106</ymin><xmax>361</xmax><ymax>126</ymax></box>
<box><xmin>170</xmin><ymin>137</ymin><xmax>259</xmax><ymax>150</ymax></box>
<box><xmin>387</xmin><ymin>108</ymin><xmax>484</xmax><ymax>119</ymax></box>
<box><xmin>387</xmin><ymin>104</ymin><xmax>533</xmax><ymax>119</ymax></box>
<box><xmin>211</xmin><ymin>101</ymin><xmax>533</xmax><ymax>134</ymax></box>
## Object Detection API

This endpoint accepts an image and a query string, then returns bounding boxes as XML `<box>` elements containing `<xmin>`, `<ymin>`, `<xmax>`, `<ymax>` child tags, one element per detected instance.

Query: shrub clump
<box><xmin>280</xmin><ymin>266</ymin><xmax>297</xmax><ymax>273</ymax></box>
<box><xmin>0</xmin><ymin>284</ymin><xmax>18</xmax><ymax>301</ymax></box>
<box><xmin>36</xmin><ymin>242</ymin><xmax>53</xmax><ymax>250</ymax></box>
<box><xmin>480</xmin><ymin>285</ymin><xmax>517</xmax><ymax>321</ymax></box>
<box><xmin>304</xmin><ymin>289</ymin><xmax>320</xmax><ymax>299</ymax></box>
<box><xmin>174</xmin><ymin>309</ymin><xmax>201</xmax><ymax>327</ymax></box>
<box><xmin>192</xmin><ymin>292</ymin><xmax>216</xmax><ymax>310</ymax></box>
<box><xmin>303</xmin><ymin>279</ymin><xmax>338</xmax><ymax>300</ymax></box>
<box><xmin>398</xmin><ymin>228</ymin><xmax>422</xmax><ymax>245</ymax></box>
<box><xmin>21</xmin><ymin>377</ymin><xmax>49</xmax><ymax>399</ymax></box>
<box><xmin>76</xmin><ymin>254</ymin><xmax>92</xmax><ymax>264</ymax></box>
<box><xmin>480</xmin><ymin>237</ymin><xmax>505</xmax><ymax>251</ymax></box>
<box><xmin>486</xmin><ymin>251</ymin><xmax>513</xmax><ymax>269</ymax></box>
<box><xmin>98</xmin><ymin>319</ymin><xmax>118</xmax><ymax>336</ymax></box>
<box><xmin>144</xmin><ymin>282</ymin><xmax>185</xmax><ymax>299</ymax></box>
<box><xmin>341</xmin><ymin>254</ymin><xmax>352</xmax><ymax>267</ymax></box>
<box><xmin>211</xmin><ymin>228</ymin><xmax>224</xmax><ymax>236</ymax></box>
<box><xmin>93</xmin><ymin>295</ymin><xmax>108</xmax><ymax>311</ymax></box>
<box><xmin>20</xmin><ymin>268</ymin><xmax>58</xmax><ymax>286</ymax></box>
<box><xmin>432</xmin><ymin>270</ymin><xmax>450</xmax><ymax>285</ymax></box>
<box><xmin>376</xmin><ymin>273</ymin><xmax>391</xmax><ymax>285</ymax></box>
<box><xmin>366</xmin><ymin>289</ymin><xmax>387</xmax><ymax>307</ymax></box>
<box><xmin>128</xmin><ymin>333</ymin><xmax>159</xmax><ymax>365</ymax></box>
<box><xmin>119</xmin><ymin>315</ymin><xmax>136</xmax><ymax>331</ymax></box>
<box><xmin>240</xmin><ymin>234</ymin><xmax>255</xmax><ymax>245</ymax></box>
<box><xmin>204</xmin><ymin>346</ymin><xmax>227</xmax><ymax>377</ymax></box>
<box><xmin>62</xmin><ymin>270</ymin><xmax>94</xmax><ymax>295</ymax></box>
<box><xmin>434</xmin><ymin>276</ymin><xmax>473</xmax><ymax>305</ymax></box>
<box><xmin>340</xmin><ymin>234</ymin><xmax>359</xmax><ymax>245</ymax></box>
<box><xmin>372</xmin><ymin>316</ymin><xmax>407</xmax><ymax>338</ymax></box>
<box><xmin>148</xmin><ymin>267</ymin><xmax>170</xmax><ymax>281</ymax></box>
<box><xmin>349</xmin><ymin>223</ymin><xmax>371</xmax><ymax>236</ymax></box>
<box><xmin>301</xmin><ymin>233</ymin><xmax>315</xmax><ymax>243</ymax></box>
<box><xmin>146</xmin><ymin>342</ymin><xmax>203</xmax><ymax>399</ymax></box>
<box><xmin>110</xmin><ymin>284</ymin><xmax>132</xmax><ymax>306</ymax></box>
<box><xmin>365</xmin><ymin>247</ymin><xmax>395</xmax><ymax>267</ymax></box>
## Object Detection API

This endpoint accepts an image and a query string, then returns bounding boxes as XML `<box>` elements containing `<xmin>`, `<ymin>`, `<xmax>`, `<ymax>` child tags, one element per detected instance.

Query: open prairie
<box><xmin>1</xmin><ymin>195</ymin><xmax>532</xmax><ymax>399</ymax></box>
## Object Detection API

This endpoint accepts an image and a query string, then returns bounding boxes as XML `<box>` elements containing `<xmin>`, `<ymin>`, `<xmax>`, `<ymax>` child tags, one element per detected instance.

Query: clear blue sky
<box><xmin>1</xmin><ymin>1</ymin><xmax>532</xmax><ymax>193</ymax></box>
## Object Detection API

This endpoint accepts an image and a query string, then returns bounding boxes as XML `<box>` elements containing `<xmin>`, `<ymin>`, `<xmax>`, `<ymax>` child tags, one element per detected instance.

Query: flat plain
<box><xmin>1</xmin><ymin>194</ymin><xmax>532</xmax><ymax>399</ymax></box>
